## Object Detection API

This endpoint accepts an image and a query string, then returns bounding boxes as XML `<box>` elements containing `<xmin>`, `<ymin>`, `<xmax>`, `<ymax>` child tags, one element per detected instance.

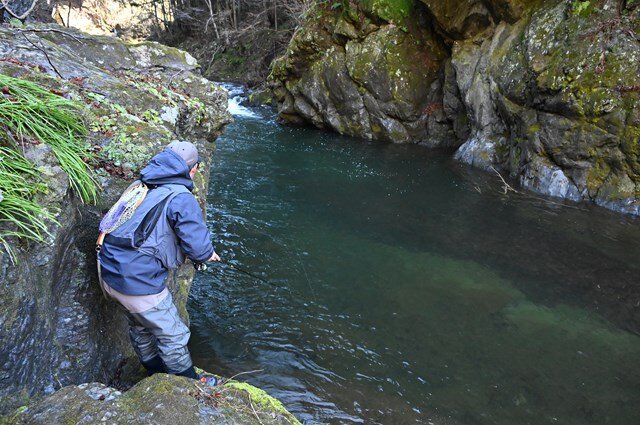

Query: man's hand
<box><xmin>208</xmin><ymin>252</ymin><xmax>221</xmax><ymax>262</ymax></box>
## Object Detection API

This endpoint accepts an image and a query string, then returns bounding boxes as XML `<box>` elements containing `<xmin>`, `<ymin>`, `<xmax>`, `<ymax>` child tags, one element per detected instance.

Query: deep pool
<box><xmin>188</xmin><ymin>88</ymin><xmax>640</xmax><ymax>424</ymax></box>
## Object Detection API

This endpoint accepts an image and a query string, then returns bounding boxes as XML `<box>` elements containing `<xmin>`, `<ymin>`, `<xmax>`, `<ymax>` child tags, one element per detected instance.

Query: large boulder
<box><xmin>418</xmin><ymin>0</ymin><xmax>533</xmax><ymax>38</ymax></box>
<box><xmin>0</xmin><ymin>22</ymin><xmax>231</xmax><ymax>413</ymax></box>
<box><xmin>270</xmin><ymin>2</ymin><xmax>458</xmax><ymax>145</ymax></box>
<box><xmin>272</xmin><ymin>0</ymin><xmax>640</xmax><ymax>215</ymax></box>
<box><xmin>452</xmin><ymin>0</ymin><xmax>640</xmax><ymax>214</ymax></box>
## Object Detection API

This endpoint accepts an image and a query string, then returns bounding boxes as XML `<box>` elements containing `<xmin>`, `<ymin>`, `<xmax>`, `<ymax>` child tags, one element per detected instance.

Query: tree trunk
<box><xmin>273</xmin><ymin>0</ymin><xmax>277</xmax><ymax>31</ymax></box>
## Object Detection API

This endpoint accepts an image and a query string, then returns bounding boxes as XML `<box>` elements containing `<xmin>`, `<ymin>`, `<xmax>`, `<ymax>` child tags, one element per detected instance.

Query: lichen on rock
<box><xmin>453</xmin><ymin>0</ymin><xmax>640</xmax><ymax>213</ymax></box>
<box><xmin>360</xmin><ymin>0</ymin><xmax>415</xmax><ymax>25</ymax></box>
<box><xmin>270</xmin><ymin>1</ymin><xmax>455</xmax><ymax>145</ymax></box>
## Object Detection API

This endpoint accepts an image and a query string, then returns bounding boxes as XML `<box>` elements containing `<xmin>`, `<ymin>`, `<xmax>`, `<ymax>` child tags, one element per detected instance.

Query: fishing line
<box><xmin>296</xmin><ymin>251</ymin><xmax>317</xmax><ymax>302</ymax></box>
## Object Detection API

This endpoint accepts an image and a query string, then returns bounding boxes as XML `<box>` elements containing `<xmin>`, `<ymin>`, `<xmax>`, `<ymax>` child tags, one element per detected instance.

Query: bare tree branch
<box><xmin>1</xmin><ymin>0</ymin><xmax>38</xmax><ymax>20</ymax></box>
<box><xmin>21</xmin><ymin>32</ymin><xmax>64</xmax><ymax>79</ymax></box>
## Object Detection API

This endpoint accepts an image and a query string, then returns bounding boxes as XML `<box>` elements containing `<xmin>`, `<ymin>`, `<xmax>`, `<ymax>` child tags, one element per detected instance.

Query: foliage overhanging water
<box><xmin>188</xmin><ymin>87</ymin><xmax>640</xmax><ymax>425</ymax></box>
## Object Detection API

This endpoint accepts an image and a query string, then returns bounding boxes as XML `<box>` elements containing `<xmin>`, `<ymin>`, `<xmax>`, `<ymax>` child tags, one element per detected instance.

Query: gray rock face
<box><xmin>418</xmin><ymin>0</ymin><xmax>530</xmax><ymax>39</ymax></box>
<box><xmin>0</xmin><ymin>23</ymin><xmax>231</xmax><ymax>413</ymax></box>
<box><xmin>519</xmin><ymin>157</ymin><xmax>583</xmax><ymax>201</ymax></box>
<box><xmin>270</xmin><ymin>4</ymin><xmax>459</xmax><ymax>146</ymax></box>
<box><xmin>1</xmin><ymin>0</ymin><xmax>36</xmax><ymax>19</ymax></box>
<box><xmin>454</xmin><ymin>136</ymin><xmax>497</xmax><ymax>170</ymax></box>
<box><xmin>451</xmin><ymin>1</ymin><xmax>640</xmax><ymax>214</ymax></box>
<box><xmin>271</xmin><ymin>0</ymin><xmax>640</xmax><ymax>215</ymax></box>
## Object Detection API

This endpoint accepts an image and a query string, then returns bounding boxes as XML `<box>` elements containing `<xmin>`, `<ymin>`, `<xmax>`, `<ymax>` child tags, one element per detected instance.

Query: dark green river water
<box><xmin>188</xmin><ymin>88</ymin><xmax>640</xmax><ymax>424</ymax></box>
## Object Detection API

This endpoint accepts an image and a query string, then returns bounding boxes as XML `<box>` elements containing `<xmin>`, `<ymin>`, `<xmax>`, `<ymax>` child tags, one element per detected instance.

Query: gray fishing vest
<box><xmin>107</xmin><ymin>184</ymin><xmax>190</xmax><ymax>270</ymax></box>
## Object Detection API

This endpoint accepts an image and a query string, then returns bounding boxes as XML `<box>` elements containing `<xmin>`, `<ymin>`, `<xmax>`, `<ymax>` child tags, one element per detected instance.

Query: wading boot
<box><xmin>141</xmin><ymin>355</ymin><xmax>166</xmax><ymax>376</ymax></box>
<box><xmin>176</xmin><ymin>365</ymin><xmax>199</xmax><ymax>379</ymax></box>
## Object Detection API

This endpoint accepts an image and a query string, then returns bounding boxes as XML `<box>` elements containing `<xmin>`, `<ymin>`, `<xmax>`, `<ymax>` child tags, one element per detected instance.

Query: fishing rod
<box><xmin>228</xmin><ymin>263</ymin><xmax>268</xmax><ymax>284</ymax></box>
<box><xmin>194</xmin><ymin>260</ymin><xmax>292</xmax><ymax>294</ymax></box>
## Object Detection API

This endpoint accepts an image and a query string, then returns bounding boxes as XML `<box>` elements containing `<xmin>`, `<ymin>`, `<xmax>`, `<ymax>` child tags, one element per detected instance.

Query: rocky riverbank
<box><xmin>270</xmin><ymin>0</ymin><xmax>640</xmax><ymax>215</ymax></box>
<box><xmin>0</xmin><ymin>22</ymin><xmax>298</xmax><ymax>424</ymax></box>
<box><xmin>5</xmin><ymin>372</ymin><xmax>300</xmax><ymax>424</ymax></box>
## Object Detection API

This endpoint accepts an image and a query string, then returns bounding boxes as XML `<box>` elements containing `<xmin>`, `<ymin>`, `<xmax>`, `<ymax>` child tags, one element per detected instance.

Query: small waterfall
<box><xmin>221</xmin><ymin>83</ymin><xmax>259</xmax><ymax>118</ymax></box>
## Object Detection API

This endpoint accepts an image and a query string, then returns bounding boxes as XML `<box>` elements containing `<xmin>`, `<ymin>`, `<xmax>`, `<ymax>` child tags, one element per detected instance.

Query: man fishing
<box><xmin>97</xmin><ymin>140</ymin><xmax>220</xmax><ymax>380</ymax></box>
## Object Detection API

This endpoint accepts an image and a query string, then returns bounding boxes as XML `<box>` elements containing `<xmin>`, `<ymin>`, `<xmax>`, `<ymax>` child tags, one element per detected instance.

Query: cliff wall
<box><xmin>270</xmin><ymin>0</ymin><xmax>640</xmax><ymax>215</ymax></box>
<box><xmin>0</xmin><ymin>22</ymin><xmax>299</xmax><ymax>424</ymax></box>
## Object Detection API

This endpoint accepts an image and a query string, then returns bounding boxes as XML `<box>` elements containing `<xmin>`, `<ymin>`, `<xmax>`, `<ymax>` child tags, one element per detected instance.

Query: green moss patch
<box><xmin>360</xmin><ymin>0</ymin><xmax>413</xmax><ymax>24</ymax></box>
<box><xmin>223</xmin><ymin>382</ymin><xmax>289</xmax><ymax>415</ymax></box>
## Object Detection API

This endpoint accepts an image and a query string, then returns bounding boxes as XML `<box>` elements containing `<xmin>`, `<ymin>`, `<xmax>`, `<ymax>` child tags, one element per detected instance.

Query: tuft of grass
<box><xmin>0</xmin><ymin>75</ymin><xmax>97</xmax><ymax>260</ymax></box>
<box><xmin>0</xmin><ymin>147</ymin><xmax>58</xmax><ymax>260</ymax></box>
<box><xmin>0</xmin><ymin>74</ymin><xmax>97</xmax><ymax>203</ymax></box>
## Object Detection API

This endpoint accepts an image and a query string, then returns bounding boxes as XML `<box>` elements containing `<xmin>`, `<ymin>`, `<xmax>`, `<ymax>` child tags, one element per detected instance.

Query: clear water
<box><xmin>188</xmin><ymin>92</ymin><xmax>640</xmax><ymax>424</ymax></box>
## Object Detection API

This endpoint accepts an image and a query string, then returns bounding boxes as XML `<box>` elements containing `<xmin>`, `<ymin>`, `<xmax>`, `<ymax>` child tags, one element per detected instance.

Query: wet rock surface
<box><xmin>0</xmin><ymin>22</ymin><xmax>231</xmax><ymax>414</ymax></box>
<box><xmin>271</xmin><ymin>0</ymin><xmax>640</xmax><ymax>215</ymax></box>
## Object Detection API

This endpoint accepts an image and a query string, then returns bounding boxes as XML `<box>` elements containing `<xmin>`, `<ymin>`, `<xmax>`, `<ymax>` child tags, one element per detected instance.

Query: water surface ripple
<box><xmin>189</xmin><ymin>89</ymin><xmax>640</xmax><ymax>424</ymax></box>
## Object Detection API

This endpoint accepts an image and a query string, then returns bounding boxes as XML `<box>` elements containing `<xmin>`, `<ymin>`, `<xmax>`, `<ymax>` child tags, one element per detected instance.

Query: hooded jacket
<box><xmin>99</xmin><ymin>149</ymin><xmax>215</xmax><ymax>295</ymax></box>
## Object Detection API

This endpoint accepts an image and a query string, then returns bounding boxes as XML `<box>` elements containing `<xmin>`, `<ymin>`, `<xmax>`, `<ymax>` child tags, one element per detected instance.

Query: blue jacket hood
<box><xmin>140</xmin><ymin>149</ymin><xmax>194</xmax><ymax>190</ymax></box>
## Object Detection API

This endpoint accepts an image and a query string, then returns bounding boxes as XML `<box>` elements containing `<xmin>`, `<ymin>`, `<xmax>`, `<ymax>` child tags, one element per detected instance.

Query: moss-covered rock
<box><xmin>270</xmin><ymin>1</ymin><xmax>456</xmax><ymax>144</ymax></box>
<box><xmin>0</xmin><ymin>22</ymin><xmax>231</xmax><ymax>414</ymax></box>
<box><xmin>6</xmin><ymin>372</ymin><xmax>300</xmax><ymax>425</ymax></box>
<box><xmin>417</xmin><ymin>0</ymin><xmax>540</xmax><ymax>39</ymax></box>
<box><xmin>360</xmin><ymin>0</ymin><xmax>414</xmax><ymax>25</ymax></box>
<box><xmin>420</xmin><ymin>0</ymin><xmax>494</xmax><ymax>38</ymax></box>
<box><xmin>452</xmin><ymin>0</ymin><xmax>640</xmax><ymax>214</ymax></box>
<box><xmin>273</xmin><ymin>0</ymin><xmax>638</xmax><ymax>214</ymax></box>
<box><xmin>247</xmin><ymin>87</ymin><xmax>275</xmax><ymax>107</ymax></box>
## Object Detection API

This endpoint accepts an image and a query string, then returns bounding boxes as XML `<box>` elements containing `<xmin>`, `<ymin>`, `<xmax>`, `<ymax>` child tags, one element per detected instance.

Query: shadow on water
<box><xmin>188</xmin><ymin>91</ymin><xmax>640</xmax><ymax>424</ymax></box>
